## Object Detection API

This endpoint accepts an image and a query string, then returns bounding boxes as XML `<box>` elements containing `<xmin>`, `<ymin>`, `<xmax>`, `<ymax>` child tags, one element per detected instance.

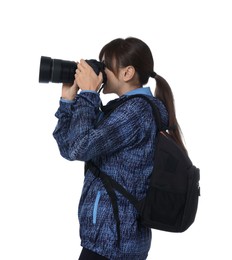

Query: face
<box><xmin>101</xmin><ymin>55</ymin><xmax>121</xmax><ymax>95</ymax></box>
<box><xmin>102</xmin><ymin>68</ymin><xmax>119</xmax><ymax>95</ymax></box>
<box><xmin>102</xmin><ymin>64</ymin><xmax>128</xmax><ymax>96</ymax></box>
<box><xmin>101</xmin><ymin>55</ymin><xmax>138</xmax><ymax>96</ymax></box>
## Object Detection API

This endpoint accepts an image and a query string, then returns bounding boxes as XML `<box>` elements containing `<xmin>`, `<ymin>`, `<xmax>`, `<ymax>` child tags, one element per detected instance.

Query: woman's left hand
<box><xmin>75</xmin><ymin>59</ymin><xmax>103</xmax><ymax>92</ymax></box>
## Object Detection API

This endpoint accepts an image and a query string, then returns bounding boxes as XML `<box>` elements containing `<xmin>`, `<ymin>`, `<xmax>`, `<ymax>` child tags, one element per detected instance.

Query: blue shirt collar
<box><xmin>124</xmin><ymin>87</ymin><xmax>153</xmax><ymax>97</ymax></box>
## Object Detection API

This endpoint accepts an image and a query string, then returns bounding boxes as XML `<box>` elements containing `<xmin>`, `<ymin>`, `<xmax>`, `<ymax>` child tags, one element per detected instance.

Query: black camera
<box><xmin>39</xmin><ymin>56</ymin><xmax>107</xmax><ymax>84</ymax></box>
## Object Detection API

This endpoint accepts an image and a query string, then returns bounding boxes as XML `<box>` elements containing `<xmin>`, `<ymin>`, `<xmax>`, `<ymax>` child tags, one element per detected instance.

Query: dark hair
<box><xmin>99</xmin><ymin>37</ymin><xmax>187</xmax><ymax>153</ymax></box>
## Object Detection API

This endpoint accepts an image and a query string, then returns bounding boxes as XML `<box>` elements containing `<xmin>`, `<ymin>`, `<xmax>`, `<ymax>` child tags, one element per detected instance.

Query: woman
<box><xmin>53</xmin><ymin>37</ymin><xmax>186</xmax><ymax>259</ymax></box>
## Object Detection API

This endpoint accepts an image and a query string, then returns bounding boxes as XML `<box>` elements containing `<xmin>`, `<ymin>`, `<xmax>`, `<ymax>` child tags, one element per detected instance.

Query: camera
<box><xmin>39</xmin><ymin>56</ymin><xmax>107</xmax><ymax>84</ymax></box>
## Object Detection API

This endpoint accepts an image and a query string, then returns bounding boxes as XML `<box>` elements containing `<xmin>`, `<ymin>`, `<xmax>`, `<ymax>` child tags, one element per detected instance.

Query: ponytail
<box><xmin>153</xmin><ymin>73</ymin><xmax>187</xmax><ymax>154</ymax></box>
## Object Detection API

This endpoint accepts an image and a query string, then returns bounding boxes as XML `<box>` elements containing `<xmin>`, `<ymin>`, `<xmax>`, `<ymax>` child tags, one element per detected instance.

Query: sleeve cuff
<box><xmin>80</xmin><ymin>90</ymin><xmax>99</xmax><ymax>94</ymax></box>
<box><xmin>60</xmin><ymin>97</ymin><xmax>76</xmax><ymax>104</ymax></box>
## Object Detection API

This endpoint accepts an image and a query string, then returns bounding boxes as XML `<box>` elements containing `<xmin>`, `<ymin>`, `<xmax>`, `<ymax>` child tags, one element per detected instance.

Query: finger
<box><xmin>98</xmin><ymin>72</ymin><xmax>103</xmax><ymax>82</ymax></box>
<box><xmin>75</xmin><ymin>73</ymin><xmax>78</xmax><ymax>80</ymax></box>
<box><xmin>77</xmin><ymin>62</ymin><xmax>82</xmax><ymax>72</ymax></box>
<box><xmin>79</xmin><ymin>59</ymin><xmax>89</xmax><ymax>68</ymax></box>
<box><xmin>77</xmin><ymin>60</ymin><xmax>86</xmax><ymax>72</ymax></box>
<box><xmin>75</xmin><ymin>68</ymin><xmax>81</xmax><ymax>75</ymax></box>
<box><xmin>73</xmin><ymin>79</ymin><xmax>79</xmax><ymax>89</ymax></box>
<box><xmin>62</xmin><ymin>82</ymin><xmax>73</xmax><ymax>88</ymax></box>
<box><xmin>76</xmin><ymin>62</ymin><xmax>83</xmax><ymax>76</ymax></box>
<box><xmin>80</xmin><ymin>59</ymin><xmax>94</xmax><ymax>73</ymax></box>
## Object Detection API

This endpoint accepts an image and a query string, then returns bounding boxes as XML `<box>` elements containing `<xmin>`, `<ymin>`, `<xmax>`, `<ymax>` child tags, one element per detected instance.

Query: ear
<box><xmin>122</xmin><ymin>66</ymin><xmax>136</xmax><ymax>82</ymax></box>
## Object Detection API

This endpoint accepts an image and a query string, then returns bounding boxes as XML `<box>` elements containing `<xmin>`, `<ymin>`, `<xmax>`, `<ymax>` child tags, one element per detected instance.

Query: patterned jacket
<box><xmin>53</xmin><ymin>87</ymin><xmax>168</xmax><ymax>259</ymax></box>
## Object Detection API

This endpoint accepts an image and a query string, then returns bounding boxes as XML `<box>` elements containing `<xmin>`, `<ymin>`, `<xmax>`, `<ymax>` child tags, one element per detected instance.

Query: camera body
<box><xmin>39</xmin><ymin>56</ymin><xmax>107</xmax><ymax>84</ymax></box>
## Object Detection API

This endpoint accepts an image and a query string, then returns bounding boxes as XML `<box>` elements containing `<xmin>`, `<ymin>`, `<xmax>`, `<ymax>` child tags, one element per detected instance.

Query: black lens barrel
<box><xmin>39</xmin><ymin>56</ymin><xmax>106</xmax><ymax>84</ymax></box>
<box><xmin>39</xmin><ymin>56</ymin><xmax>53</xmax><ymax>83</ymax></box>
<box><xmin>51</xmin><ymin>59</ymin><xmax>77</xmax><ymax>83</ymax></box>
<box><xmin>39</xmin><ymin>56</ymin><xmax>77</xmax><ymax>84</ymax></box>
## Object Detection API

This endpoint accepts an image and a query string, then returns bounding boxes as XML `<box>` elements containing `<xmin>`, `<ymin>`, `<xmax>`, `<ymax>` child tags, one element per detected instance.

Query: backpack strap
<box><xmin>100</xmin><ymin>94</ymin><xmax>168</xmax><ymax>131</ymax></box>
<box><xmin>86</xmin><ymin>161</ymin><xmax>140</xmax><ymax>208</ymax></box>
<box><xmin>88</xmin><ymin>161</ymin><xmax>121</xmax><ymax>246</ymax></box>
<box><xmin>86</xmin><ymin>161</ymin><xmax>141</xmax><ymax>246</ymax></box>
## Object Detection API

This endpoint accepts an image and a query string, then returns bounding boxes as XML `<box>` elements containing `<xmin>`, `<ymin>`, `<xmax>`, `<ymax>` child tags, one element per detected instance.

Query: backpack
<box><xmin>85</xmin><ymin>94</ymin><xmax>200</xmax><ymax>244</ymax></box>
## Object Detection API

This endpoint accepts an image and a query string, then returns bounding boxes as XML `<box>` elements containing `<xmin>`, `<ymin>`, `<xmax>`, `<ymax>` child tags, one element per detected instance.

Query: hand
<box><xmin>61</xmin><ymin>80</ymin><xmax>79</xmax><ymax>101</ymax></box>
<box><xmin>75</xmin><ymin>59</ymin><xmax>103</xmax><ymax>92</ymax></box>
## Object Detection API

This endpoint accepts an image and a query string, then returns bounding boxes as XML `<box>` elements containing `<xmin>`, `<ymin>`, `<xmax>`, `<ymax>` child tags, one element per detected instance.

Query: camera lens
<box><xmin>39</xmin><ymin>56</ymin><xmax>107</xmax><ymax>85</ymax></box>
<box><xmin>39</xmin><ymin>56</ymin><xmax>52</xmax><ymax>83</ymax></box>
<box><xmin>39</xmin><ymin>56</ymin><xmax>77</xmax><ymax>84</ymax></box>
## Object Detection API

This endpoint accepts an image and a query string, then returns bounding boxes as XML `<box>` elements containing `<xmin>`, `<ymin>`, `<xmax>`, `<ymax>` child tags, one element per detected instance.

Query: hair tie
<box><xmin>150</xmin><ymin>71</ymin><xmax>157</xmax><ymax>78</ymax></box>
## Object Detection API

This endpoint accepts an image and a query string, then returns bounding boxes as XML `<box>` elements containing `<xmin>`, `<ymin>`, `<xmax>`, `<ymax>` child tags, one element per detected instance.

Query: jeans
<box><xmin>79</xmin><ymin>248</ymin><xmax>109</xmax><ymax>260</ymax></box>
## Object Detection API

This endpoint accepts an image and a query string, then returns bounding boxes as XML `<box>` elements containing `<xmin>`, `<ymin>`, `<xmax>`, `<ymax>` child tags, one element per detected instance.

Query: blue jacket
<box><xmin>53</xmin><ymin>87</ymin><xmax>168</xmax><ymax>259</ymax></box>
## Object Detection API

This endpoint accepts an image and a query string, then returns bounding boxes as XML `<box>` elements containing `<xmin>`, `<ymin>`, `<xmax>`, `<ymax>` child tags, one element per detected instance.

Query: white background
<box><xmin>0</xmin><ymin>0</ymin><xmax>231</xmax><ymax>259</ymax></box>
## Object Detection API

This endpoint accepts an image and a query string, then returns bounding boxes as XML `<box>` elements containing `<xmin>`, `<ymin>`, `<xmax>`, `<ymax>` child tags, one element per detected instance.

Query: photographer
<box><xmin>53</xmin><ymin>37</ymin><xmax>185</xmax><ymax>260</ymax></box>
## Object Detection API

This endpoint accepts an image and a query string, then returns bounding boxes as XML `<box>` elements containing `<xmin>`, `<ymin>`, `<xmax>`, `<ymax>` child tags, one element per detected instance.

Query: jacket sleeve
<box><xmin>53</xmin><ymin>92</ymin><xmax>153</xmax><ymax>161</ymax></box>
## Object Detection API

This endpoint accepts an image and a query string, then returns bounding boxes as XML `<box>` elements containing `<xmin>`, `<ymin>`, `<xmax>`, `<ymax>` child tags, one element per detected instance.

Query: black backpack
<box><xmin>86</xmin><ymin>94</ymin><xmax>200</xmax><ymax>244</ymax></box>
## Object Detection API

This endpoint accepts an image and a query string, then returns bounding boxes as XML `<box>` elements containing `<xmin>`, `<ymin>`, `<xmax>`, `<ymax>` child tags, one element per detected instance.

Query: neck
<box><xmin>117</xmin><ymin>85</ymin><xmax>141</xmax><ymax>96</ymax></box>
